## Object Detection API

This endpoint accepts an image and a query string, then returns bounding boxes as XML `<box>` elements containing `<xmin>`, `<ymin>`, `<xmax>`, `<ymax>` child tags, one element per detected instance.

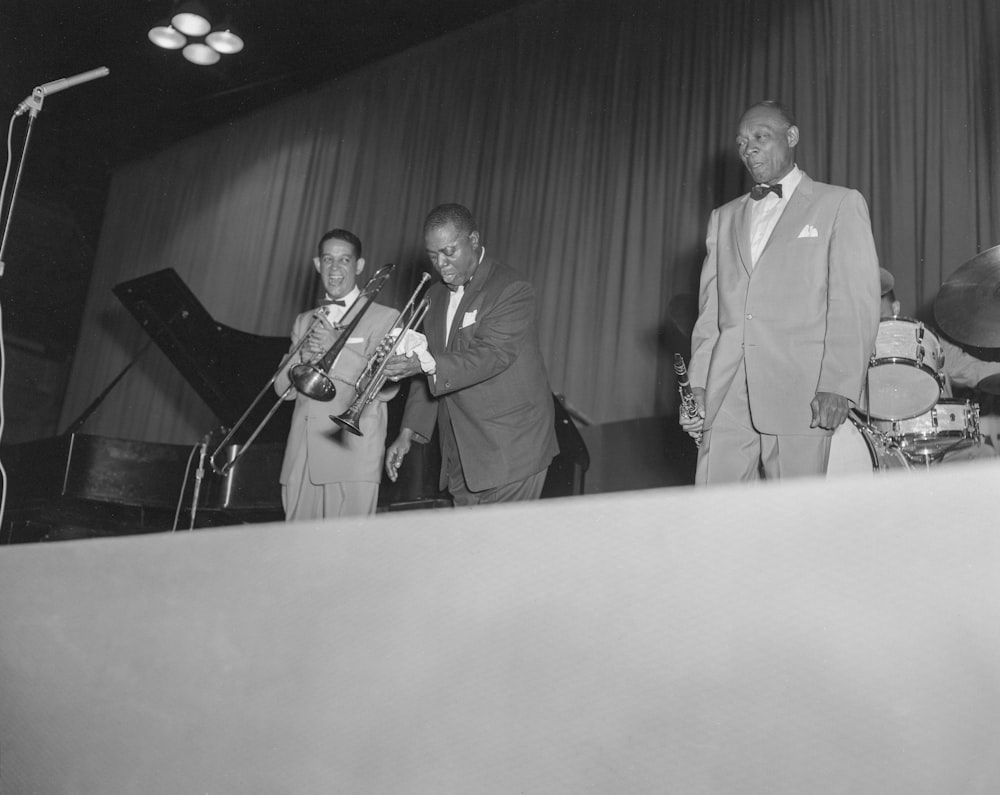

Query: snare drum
<box><xmin>827</xmin><ymin>414</ymin><xmax>911</xmax><ymax>476</ymax></box>
<box><xmin>863</xmin><ymin>317</ymin><xmax>944</xmax><ymax>420</ymax></box>
<box><xmin>873</xmin><ymin>399</ymin><xmax>981</xmax><ymax>459</ymax></box>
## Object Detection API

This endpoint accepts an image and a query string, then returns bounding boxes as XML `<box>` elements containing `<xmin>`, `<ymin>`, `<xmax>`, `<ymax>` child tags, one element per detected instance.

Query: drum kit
<box><xmin>829</xmin><ymin>245</ymin><xmax>1000</xmax><ymax>475</ymax></box>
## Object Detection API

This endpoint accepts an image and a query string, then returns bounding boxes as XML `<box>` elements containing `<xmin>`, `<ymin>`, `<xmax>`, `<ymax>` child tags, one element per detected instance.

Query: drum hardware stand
<box><xmin>863</xmin><ymin>357</ymin><xmax>874</xmax><ymax>427</ymax></box>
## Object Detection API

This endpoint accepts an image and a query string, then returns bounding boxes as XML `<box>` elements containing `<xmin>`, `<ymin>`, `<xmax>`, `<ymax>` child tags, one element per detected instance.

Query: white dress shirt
<box><xmin>444</xmin><ymin>246</ymin><xmax>485</xmax><ymax>346</ymax></box>
<box><xmin>750</xmin><ymin>165</ymin><xmax>802</xmax><ymax>268</ymax></box>
<box><xmin>324</xmin><ymin>286</ymin><xmax>360</xmax><ymax>325</ymax></box>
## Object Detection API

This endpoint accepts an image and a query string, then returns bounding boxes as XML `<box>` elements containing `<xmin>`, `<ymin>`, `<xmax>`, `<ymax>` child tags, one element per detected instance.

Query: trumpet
<box><xmin>207</xmin><ymin>264</ymin><xmax>395</xmax><ymax>475</ymax></box>
<box><xmin>332</xmin><ymin>273</ymin><xmax>432</xmax><ymax>436</ymax></box>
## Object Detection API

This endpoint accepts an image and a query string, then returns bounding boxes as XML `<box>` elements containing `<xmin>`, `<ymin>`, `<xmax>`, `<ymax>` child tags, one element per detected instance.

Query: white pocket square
<box><xmin>461</xmin><ymin>310</ymin><xmax>477</xmax><ymax>329</ymax></box>
<box><xmin>798</xmin><ymin>224</ymin><xmax>819</xmax><ymax>238</ymax></box>
<box><xmin>347</xmin><ymin>336</ymin><xmax>365</xmax><ymax>344</ymax></box>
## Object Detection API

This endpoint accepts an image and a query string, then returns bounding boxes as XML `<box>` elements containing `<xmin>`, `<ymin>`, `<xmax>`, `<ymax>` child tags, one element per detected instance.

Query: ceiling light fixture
<box><xmin>148</xmin><ymin>2</ymin><xmax>244</xmax><ymax>66</ymax></box>
<box><xmin>206</xmin><ymin>26</ymin><xmax>244</xmax><ymax>55</ymax></box>
<box><xmin>171</xmin><ymin>2</ymin><xmax>211</xmax><ymax>37</ymax></box>
<box><xmin>182</xmin><ymin>43</ymin><xmax>221</xmax><ymax>66</ymax></box>
<box><xmin>148</xmin><ymin>23</ymin><xmax>187</xmax><ymax>50</ymax></box>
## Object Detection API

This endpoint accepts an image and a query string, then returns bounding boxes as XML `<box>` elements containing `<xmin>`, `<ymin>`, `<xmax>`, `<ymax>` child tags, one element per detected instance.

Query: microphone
<box><xmin>15</xmin><ymin>66</ymin><xmax>110</xmax><ymax>116</ymax></box>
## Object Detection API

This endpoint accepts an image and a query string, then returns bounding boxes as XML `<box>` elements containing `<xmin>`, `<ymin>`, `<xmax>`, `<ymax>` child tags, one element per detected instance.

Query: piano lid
<box><xmin>113</xmin><ymin>268</ymin><xmax>292</xmax><ymax>443</ymax></box>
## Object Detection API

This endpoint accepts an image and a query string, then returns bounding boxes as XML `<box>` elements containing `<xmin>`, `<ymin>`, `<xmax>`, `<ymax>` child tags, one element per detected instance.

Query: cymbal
<box><xmin>934</xmin><ymin>245</ymin><xmax>1000</xmax><ymax>347</ymax></box>
<box><xmin>977</xmin><ymin>373</ymin><xmax>1000</xmax><ymax>396</ymax></box>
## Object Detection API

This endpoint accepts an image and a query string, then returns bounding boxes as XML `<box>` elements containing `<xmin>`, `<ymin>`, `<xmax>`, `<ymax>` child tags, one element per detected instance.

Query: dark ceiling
<box><xmin>0</xmin><ymin>0</ymin><xmax>531</xmax><ymax>355</ymax></box>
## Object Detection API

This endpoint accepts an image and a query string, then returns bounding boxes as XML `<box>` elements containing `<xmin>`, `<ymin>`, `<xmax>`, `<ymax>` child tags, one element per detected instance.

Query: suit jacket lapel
<box><xmin>768</xmin><ymin>173</ymin><xmax>814</xmax><ymax>249</ymax></box>
<box><xmin>448</xmin><ymin>255</ymin><xmax>493</xmax><ymax>350</ymax></box>
<box><xmin>751</xmin><ymin>172</ymin><xmax>817</xmax><ymax>266</ymax></box>
<box><xmin>427</xmin><ymin>286</ymin><xmax>449</xmax><ymax>352</ymax></box>
<box><xmin>736</xmin><ymin>197</ymin><xmax>754</xmax><ymax>275</ymax></box>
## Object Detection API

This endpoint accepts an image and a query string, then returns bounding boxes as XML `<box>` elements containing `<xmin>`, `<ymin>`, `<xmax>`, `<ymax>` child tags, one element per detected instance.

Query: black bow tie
<box><xmin>327</xmin><ymin>298</ymin><xmax>346</xmax><ymax>307</ymax></box>
<box><xmin>750</xmin><ymin>183</ymin><xmax>783</xmax><ymax>201</ymax></box>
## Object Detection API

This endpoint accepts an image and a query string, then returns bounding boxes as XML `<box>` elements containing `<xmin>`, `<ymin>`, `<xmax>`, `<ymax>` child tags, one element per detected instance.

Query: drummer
<box><xmin>880</xmin><ymin>268</ymin><xmax>1000</xmax><ymax>458</ymax></box>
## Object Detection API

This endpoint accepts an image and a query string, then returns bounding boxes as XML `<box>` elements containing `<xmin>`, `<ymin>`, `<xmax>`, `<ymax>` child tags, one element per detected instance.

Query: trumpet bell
<box><xmin>289</xmin><ymin>362</ymin><xmax>337</xmax><ymax>401</ymax></box>
<box><xmin>331</xmin><ymin>411</ymin><xmax>363</xmax><ymax>436</ymax></box>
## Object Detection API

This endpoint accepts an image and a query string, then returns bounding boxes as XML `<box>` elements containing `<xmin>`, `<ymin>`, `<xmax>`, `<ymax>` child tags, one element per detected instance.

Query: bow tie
<box><xmin>750</xmin><ymin>183</ymin><xmax>783</xmax><ymax>201</ymax></box>
<box><xmin>326</xmin><ymin>298</ymin><xmax>346</xmax><ymax>307</ymax></box>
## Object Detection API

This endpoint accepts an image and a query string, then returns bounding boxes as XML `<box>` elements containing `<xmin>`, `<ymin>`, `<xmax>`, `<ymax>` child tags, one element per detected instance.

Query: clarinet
<box><xmin>673</xmin><ymin>353</ymin><xmax>703</xmax><ymax>447</ymax></box>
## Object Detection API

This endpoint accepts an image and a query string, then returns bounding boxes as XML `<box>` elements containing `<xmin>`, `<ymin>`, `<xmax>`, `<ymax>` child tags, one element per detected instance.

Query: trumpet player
<box><xmin>275</xmin><ymin>229</ymin><xmax>398</xmax><ymax>521</ymax></box>
<box><xmin>382</xmin><ymin>204</ymin><xmax>558</xmax><ymax>506</ymax></box>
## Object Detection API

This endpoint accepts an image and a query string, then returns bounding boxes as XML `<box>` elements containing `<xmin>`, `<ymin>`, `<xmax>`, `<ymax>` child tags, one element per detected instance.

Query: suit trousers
<box><xmin>281</xmin><ymin>441</ymin><xmax>379</xmax><ymax>521</ymax></box>
<box><xmin>696</xmin><ymin>358</ymin><xmax>832</xmax><ymax>484</ymax></box>
<box><xmin>439</xmin><ymin>407</ymin><xmax>547</xmax><ymax>506</ymax></box>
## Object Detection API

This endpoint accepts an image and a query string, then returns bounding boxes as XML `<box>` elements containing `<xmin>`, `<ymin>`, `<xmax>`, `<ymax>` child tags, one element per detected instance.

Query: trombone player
<box><xmin>275</xmin><ymin>228</ymin><xmax>398</xmax><ymax>521</ymax></box>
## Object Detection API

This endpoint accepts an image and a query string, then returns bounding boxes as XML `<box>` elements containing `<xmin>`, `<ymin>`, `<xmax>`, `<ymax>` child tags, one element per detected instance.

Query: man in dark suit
<box><xmin>680</xmin><ymin>101</ymin><xmax>881</xmax><ymax>483</ymax></box>
<box><xmin>382</xmin><ymin>203</ymin><xmax>558</xmax><ymax>506</ymax></box>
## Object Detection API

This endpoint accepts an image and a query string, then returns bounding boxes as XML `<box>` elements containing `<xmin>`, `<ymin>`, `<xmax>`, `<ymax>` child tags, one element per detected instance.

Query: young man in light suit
<box><xmin>381</xmin><ymin>204</ymin><xmax>558</xmax><ymax>506</ymax></box>
<box><xmin>275</xmin><ymin>228</ymin><xmax>398</xmax><ymax>520</ymax></box>
<box><xmin>680</xmin><ymin>101</ymin><xmax>881</xmax><ymax>483</ymax></box>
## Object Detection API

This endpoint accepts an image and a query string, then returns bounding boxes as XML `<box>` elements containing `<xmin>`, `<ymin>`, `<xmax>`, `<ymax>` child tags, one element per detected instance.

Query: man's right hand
<box><xmin>301</xmin><ymin>315</ymin><xmax>339</xmax><ymax>362</ymax></box>
<box><xmin>678</xmin><ymin>386</ymin><xmax>706</xmax><ymax>440</ymax></box>
<box><xmin>385</xmin><ymin>428</ymin><xmax>415</xmax><ymax>482</ymax></box>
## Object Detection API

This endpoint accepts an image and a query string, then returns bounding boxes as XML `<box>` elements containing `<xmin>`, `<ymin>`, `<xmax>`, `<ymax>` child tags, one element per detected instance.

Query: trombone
<box><xmin>332</xmin><ymin>272</ymin><xmax>432</xmax><ymax>436</ymax></box>
<box><xmin>207</xmin><ymin>263</ymin><xmax>395</xmax><ymax>476</ymax></box>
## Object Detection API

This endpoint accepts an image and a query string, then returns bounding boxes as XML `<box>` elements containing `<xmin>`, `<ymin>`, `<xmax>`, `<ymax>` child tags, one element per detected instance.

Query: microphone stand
<box><xmin>0</xmin><ymin>90</ymin><xmax>45</xmax><ymax>278</ymax></box>
<box><xmin>189</xmin><ymin>435</ymin><xmax>210</xmax><ymax>531</ymax></box>
<box><xmin>1</xmin><ymin>67</ymin><xmax>110</xmax><ymax>277</ymax></box>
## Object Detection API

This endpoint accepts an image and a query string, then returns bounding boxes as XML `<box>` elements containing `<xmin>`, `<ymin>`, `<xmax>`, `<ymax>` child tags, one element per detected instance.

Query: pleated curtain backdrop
<box><xmin>59</xmin><ymin>0</ymin><xmax>1000</xmax><ymax>445</ymax></box>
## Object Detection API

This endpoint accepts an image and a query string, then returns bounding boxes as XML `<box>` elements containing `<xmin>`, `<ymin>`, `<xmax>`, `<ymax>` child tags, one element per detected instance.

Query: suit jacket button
<box><xmin>746</xmin><ymin>313</ymin><xmax>753</xmax><ymax>320</ymax></box>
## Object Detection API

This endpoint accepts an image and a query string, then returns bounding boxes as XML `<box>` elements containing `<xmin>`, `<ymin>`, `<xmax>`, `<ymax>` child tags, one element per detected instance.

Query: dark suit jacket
<box><xmin>402</xmin><ymin>255</ymin><xmax>558</xmax><ymax>492</ymax></box>
<box><xmin>689</xmin><ymin>172</ymin><xmax>881</xmax><ymax>436</ymax></box>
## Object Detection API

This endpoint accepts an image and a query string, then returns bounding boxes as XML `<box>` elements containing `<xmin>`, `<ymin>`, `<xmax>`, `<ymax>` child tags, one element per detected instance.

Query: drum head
<box><xmin>863</xmin><ymin>364</ymin><xmax>941</xmax><ymax>420</ymax></box>
<box><xmin>827</xmin><ymin>417</ymin><xmax>911</xmax><ymax>475</ymax></box>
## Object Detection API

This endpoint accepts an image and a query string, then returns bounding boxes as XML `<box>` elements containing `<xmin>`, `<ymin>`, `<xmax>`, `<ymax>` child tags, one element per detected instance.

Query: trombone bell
<box><xmin>289</xmin><ymin>362</ymin><xmax>337</xmax><ymax>402</ymax></box>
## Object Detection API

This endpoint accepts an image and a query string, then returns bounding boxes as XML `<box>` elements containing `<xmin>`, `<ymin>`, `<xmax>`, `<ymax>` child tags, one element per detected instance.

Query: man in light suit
<box><xmin>680</xmin><ymin>101</ymin><xmax>881</xmax><ymax>483</ymax></box>
<box><xmin>381</xmin><ymin>203</ymin><xmax>558</xmax><ymax>506</ymax></box>
<box><xmin>275</xmin><ymin>228</ymin><xmax>398</xmax><ymax>520</ymax></box>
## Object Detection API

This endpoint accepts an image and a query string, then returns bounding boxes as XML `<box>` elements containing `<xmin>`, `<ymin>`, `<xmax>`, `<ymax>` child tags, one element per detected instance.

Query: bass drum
<box><xmin>827</xmin><ymin>415</ymin><xmax>911</xmax><ymax>476</ymax></box>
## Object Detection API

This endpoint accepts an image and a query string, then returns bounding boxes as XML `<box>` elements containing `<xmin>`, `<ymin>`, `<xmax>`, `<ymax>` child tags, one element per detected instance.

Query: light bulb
<box><xmin>182</xmin><ymin>42</ymin><xmax>221</xmax><ymax>65</ymax></box>
<box><xmin>148</xmin><ymin>24</ymin><xmax>187</xmax><ymax>50</ymax></box>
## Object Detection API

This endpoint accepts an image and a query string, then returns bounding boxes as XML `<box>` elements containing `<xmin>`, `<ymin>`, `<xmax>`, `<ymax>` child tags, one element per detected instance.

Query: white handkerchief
<box><xmin>347</xmin><ymin>336</ymin><xmax>365</xmax><ymax>344</ymax></box>
<box><xmin>461</xmin><ymin>309</ymin><xmax>478</xmax><ymax>329</ymax></box>
<box><xmin>393</xmin><ymin>328</ymin><xmax>427</xmax><ymax>356</ymax></box>
<box><xmin>798</xmin><ymin>224</ymin><xmax>819</xmax><ymax>238</ymax></box>
<box><xmin>393</xmin><ymin>328</ymin><xmax>436</xmax><ymax>373</ymax></box>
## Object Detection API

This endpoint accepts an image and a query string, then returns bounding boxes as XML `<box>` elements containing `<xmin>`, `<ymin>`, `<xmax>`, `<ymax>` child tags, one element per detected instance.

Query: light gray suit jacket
<box><xmin>689</xmin><ymin>173</ymin><xmax>881</xmax><ymax>436</ymax></box>
<box><xmin>276</xmin><ymin>301</ymin><xmax>398</xmax><ymax>485</ymax></box>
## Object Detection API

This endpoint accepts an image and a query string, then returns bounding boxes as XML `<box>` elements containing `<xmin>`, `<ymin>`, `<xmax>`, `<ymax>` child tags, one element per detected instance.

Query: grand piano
<box><xmin>1</xmin><ymin>269</ymin><xmax>589</xmax><ymax>543</ymax></box>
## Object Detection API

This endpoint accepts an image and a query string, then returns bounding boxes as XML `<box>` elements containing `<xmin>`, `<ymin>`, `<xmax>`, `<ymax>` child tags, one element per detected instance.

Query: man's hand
<box><xmin>301</xmin><ymin>315</ymin><xmax>339</xmax><ymax>362</ymax></box>
<box><xmin>679</xmin><ymin>386</ymin><xmax>706</xmax><ymax>440</ymax></box>
<box><xmin>382</xmin><ymin>353</ymin><xmax>425</xmax><ymax>382</ymax></box>
<box><xmin>810</xmin><ymin>391</ymin><xmax>850</xmax><ymax>429</ymax></box>
<box><xmin>385</xmin><ymin>428</ymin><xmax>415</xmax><ymax>482</ymax></box>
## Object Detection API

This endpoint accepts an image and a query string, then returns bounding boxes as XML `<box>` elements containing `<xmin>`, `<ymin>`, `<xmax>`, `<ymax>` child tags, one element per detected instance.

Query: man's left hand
<box><xmin>810</xmin><ymin>391</ymin><xmax>850</xmax><ymax>429</ymax></box>
<box><xmin>382</xmin><ymin>353</ymin><xmax>425</xmax><ymax>382</ymax></box>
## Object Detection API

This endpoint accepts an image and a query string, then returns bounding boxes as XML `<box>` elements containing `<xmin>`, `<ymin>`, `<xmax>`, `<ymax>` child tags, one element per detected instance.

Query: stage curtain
<box><xmin>59</xmin><ymin>0</ymin><xmax>1000</xmax><ymax>444</ymax></box>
